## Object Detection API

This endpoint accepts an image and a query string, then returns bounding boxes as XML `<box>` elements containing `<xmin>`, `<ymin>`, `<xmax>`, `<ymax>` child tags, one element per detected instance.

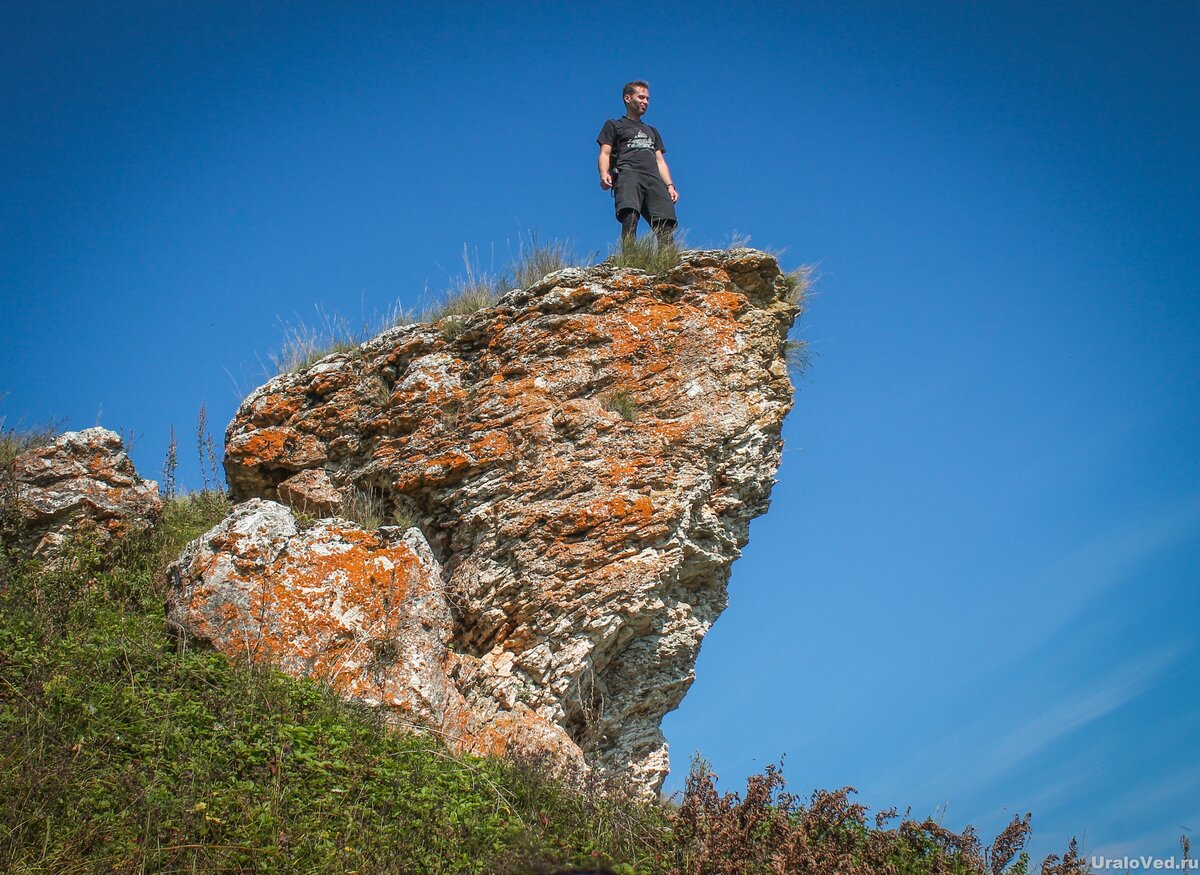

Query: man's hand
<box><xmin>598</xmin><ymin>144</ymin><xmax>613</xmax><ymax>190</ymax></box>
<box><xmin>655</xmin><ymin>151</ymin><xmax>678</xmax><ymax>203</ymax></box>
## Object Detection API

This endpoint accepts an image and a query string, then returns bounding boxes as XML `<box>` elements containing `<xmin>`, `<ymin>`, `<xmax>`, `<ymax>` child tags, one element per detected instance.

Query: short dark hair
<box><xmin>622</xmin><ymin>80</ymin><xmax>649</xmax><ymax>97</ymax></box>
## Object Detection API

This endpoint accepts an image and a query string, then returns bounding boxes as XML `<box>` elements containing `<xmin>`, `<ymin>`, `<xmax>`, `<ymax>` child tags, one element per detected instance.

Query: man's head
<box><xmin>622</xmin><ymin>80</ymin><xmax>649</xmax><ymax>119</ymax></box>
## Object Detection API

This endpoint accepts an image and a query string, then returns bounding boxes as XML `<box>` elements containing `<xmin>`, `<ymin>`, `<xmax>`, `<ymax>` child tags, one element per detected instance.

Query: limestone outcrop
<box><xmin>172</xmin><ymin>248</ymin><xmax>800</xmax><ymax>793</ymax></box>
<box><xmin>2</xmin><ymin>427</ymin><xmax>163</xmax><ymax>562</ymax></box>
<box><xmin>166</xmin><ymin>498</ymin><xmax>583</xmax><ymax>764</ymax></box>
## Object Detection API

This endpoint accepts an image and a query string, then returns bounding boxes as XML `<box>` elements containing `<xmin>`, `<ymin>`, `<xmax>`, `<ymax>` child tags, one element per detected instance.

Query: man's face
<box><xmin>624</xmin><ymin>87</ymin><xmax>649</xmax><ymax>118</ymax></box>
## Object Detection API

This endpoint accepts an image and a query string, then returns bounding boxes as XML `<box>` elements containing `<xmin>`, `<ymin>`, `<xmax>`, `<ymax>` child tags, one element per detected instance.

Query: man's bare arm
<box><xmin>598</xmin><ymin>144</ymin><xmax>613</xmax><ymax>190</ymax></box>
<box><xmin>656</xmin><ymin>151</ymin><xmax>678</xmax><ymax>202</ymax></box>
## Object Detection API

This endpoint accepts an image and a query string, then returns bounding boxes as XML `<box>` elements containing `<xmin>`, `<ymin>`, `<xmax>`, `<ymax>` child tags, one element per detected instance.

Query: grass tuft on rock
<box><xmin>508</xmin><ymin>234</ymin><xmax>581</xmax><ymax>289</ymax></box>
<box><xmin>268</xmin><ymin>236</ymin><xmax>586</xmax><ymax>365</ymax></box>
<box><xmin>269</xmin><ymin>308</ymin><xmax>369</xmax><ymax>376</ymax></box>
<box><xmin>428</xmin><ymin>236</ymin><xmax>585</xmax><ymax>332</ymax></box>
<box><xmin>0</xmin><ymin>417</ymin><xmax>60</xmax><ymax>469</ymax></box>
<box><xmin>600</xmin><ymin>388</ymin><xmax>640</xmax><ymax>422</ymax></box>
<box><xmin>780</xmin><ymin>264</ymin><xmax>813</xmax><ymax>306</ymax></box>
<box><xmin>607</xmin><ymin>235</ymin><xmax>683</xmax><ymax>275</ymax></box>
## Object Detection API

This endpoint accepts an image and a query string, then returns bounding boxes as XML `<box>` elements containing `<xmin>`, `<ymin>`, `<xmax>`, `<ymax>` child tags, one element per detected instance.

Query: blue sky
<box><xmin>3</xmin><ymin>0</ymin><xmax>1197</xmax><ymax>863</ymax></box>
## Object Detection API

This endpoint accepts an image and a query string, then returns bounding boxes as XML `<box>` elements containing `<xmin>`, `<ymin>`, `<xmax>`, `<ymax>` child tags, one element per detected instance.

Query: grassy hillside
<box><xmin>0</xmin><ymin>390</ymin><xmax>1090</xmax><ymax>875</ymax></box>
<box><xmin>0</xmin><ymin>493</ymin><xmax>668</xmax><ymax>873</ymax></box>
<box><xmin>0</xmin><ymin>490</ymin><xmax>1091</xmax><ymax>874</ymax></box>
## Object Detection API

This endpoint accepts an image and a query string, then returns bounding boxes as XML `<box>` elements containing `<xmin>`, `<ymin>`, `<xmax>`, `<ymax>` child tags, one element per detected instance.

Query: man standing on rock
<box><xmin>597</xmin><ymin>80</ymin><xmax>679</xmax><ymax>247</ymax></box>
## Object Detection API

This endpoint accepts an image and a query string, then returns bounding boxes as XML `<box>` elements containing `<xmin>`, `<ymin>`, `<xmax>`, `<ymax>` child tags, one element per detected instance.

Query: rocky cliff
<box><xmin>169</xmin><ymin>248</ymin><xmax>800</xmax><ymax>793</ymax></box>
<box><xmin>3</xmin><ymin>427</ymin><xmax>162</xmax><ymax>563</ymax></box>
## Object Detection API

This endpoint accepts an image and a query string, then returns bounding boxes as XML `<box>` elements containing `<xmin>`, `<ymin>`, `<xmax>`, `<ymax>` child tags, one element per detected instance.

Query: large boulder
<box><xmin>167</xmin><ymin>498</ymin><xmax>583</xmax><ymax>765</ymax></box>
<box><xmin>189</xmin><ymin>249</ymin><xmax>799</xmax><ymax>792</ymax></box>
<box><xmin>3</xmin><ymin>427</ymin><xmax>163</xmax><ymax>562</ymax></box>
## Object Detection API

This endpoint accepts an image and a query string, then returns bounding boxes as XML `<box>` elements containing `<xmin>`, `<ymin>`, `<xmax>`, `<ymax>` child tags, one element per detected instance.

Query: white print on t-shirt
<box><xmin>626</xmin><ymin>129</ymin><xmax>655</xmax><ymax>151</ymax></box>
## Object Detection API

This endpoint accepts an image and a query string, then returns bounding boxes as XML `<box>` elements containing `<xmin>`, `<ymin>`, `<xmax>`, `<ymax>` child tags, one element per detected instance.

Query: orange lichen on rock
<box><xmin>168</xmin><ymin>499</ymin><xmax>453</xmax><ymax>725</ymax></box>
<box><xmin>227</xmin><ymin>427</ymin><xmax>327</xmax><ymax>471</ymax></box>
<box><xmin>250</xmin><ymin>392</ymin><xmax>305</xmax><ymax>424</ymax></box>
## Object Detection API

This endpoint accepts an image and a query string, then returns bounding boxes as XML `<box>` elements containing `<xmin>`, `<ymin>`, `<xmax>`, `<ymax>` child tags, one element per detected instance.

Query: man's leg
<box><xmin>651</xmin><ymin>219</ymin><xmax>676</xmax><ymax>247</ymax></box>
<box><xmin>619</xmin><ymin>209</ymin><xmax>640</xmax><ymax>245</ymax></box>
<box><xmin>613</xmin><ymin>172</ymin><xmax>645</xmax><ymax>246</ymax></box>
<box><xmin>644</xmin><ymin>176</ymin><xmax>678</xmax><ymax>248</ymax></box>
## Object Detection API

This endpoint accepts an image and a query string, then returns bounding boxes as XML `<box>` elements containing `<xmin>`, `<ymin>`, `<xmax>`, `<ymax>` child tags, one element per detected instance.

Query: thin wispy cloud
<box><xmin>876</xmin><ymin>643</ymin><xmax>1185</xmax><ymax>808</ymax></box>
<box><xmin>1090</xmin><ymin>813</ymin><xmax>1200</xmax><ymax>864</ymax></box>
<box><xmin>968</xmin><ymin>645</ymin><xmax>1183</xmax><ymax>783</ymax></box>
<box><xmin>1067</xmin><ymin>501</ymin><xmax>1195</xmax><ymax>586</ymax></box>
<box><xmin>1010</xmin><ymin>498</ymin><xmax>1200</xmax><ymax>654</ymax></box>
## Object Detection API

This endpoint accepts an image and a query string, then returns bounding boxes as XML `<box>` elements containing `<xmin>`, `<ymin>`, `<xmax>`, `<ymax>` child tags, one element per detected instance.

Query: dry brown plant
<box><xmin>671</xmin><ymin>758</ymin><xmax>1047</xmax><ymax>875</ymax></box>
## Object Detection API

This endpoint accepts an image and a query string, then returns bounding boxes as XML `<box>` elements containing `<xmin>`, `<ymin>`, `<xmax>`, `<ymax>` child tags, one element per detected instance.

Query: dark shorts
<box><xmin>613</xmin><ymin>170</ymin><xmax>677</xmax><ymax>225</ymax></box>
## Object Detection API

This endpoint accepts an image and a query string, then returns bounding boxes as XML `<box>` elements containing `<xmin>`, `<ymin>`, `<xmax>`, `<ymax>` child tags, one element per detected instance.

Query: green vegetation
<box><xmin>607</xmin><ymin>234</ymin><xmax>683</xmax><ymax>274</ymax></box>
<box><xmin>0</xmin><ymin>256</ymin><xmax>1088</xmax><ymax>872</ymax></box>
<box><xmin>338</xmin><ymin>485</ymin><xmax>416</xmax><ymax>531</ymax></box>
<box><xmin>0</xmin><ymin>493</ymin><xmax>670</xmax><ymax>874</ymax></box>
<box><xmin>426</xmin><ymin>246</ymin><xmax>505</xmax><ymax>328</ymax></box>
<box><xmin>426</xmin><ymin>237</ymin><xmax>583</xmax><ymax>333</ymax></box>
<box><xmin>508</xmin><ymin>235</ymin><xmax>580</xmax><ymax>290</ymax></box>
<box><xmin>268</xmin><ymin>237</ymin><xmax>585</xmax><ymax>373</ymax></box>
<box><xmin>600</xmin><ymin>388</ymin><xmax>640</xmax><ymax>422</ymax></box>
<box><xmin>268</xmin><ymin>308</ymin><xmax>373</xmax><ymax>376</ymax></box>
<box><xmin>781</xmin><ymin>264</ymin><xmax>813</xmax><ymax>306</ymax></box>
<box><xmin>0</xmin><ymin>415</ymin><xmax>59</xmax><ymax>469</ymax></box>
<box><xmin>0</xmin><ymin>500</ymin><xmax>1072</xmax><ymax>874</ymax></box>
<box><xmin>0</xmin><ymin>417</ymin><xmax>1086</xmax><ymax>873</ymax></box>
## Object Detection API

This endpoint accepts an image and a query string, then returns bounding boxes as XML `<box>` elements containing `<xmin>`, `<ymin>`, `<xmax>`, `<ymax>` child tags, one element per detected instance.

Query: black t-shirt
<box><xmin>597</xmin><ymin>117</ymin><xmax>665</xmax><ymax>176</ymax></box>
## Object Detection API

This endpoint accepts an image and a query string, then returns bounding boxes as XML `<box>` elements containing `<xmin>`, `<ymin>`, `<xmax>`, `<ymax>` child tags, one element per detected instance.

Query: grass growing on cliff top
<box><xmin>268</xmin><ymin>307</ymin><xmax>378</xmax><ymax>375</ymax></box>
<box><xmin>0</xmin><ymin>413</ymin><xmax>60</xmax><ymax>469</ymax></box>
<box><xmin>509</xmin><ymin>235</ymin><xmax>580</xmax><ymax>289</ymax></box>
<box><xmin>606</xmin><ymin>234</ymin><xmax>683</xmax><ymax>274</ymax></box>
<box><xmin>0</xmin><ymin>490</ymin><xmax>1091</xmax><ymax>872</ymax></box>
<box><xmin>269</xmin><ymin>231</ymin><xmax>811</xmax><ymax>376</ymax></box>
<box><xmin>425</xmin><ymin>237</ymin><xmax>583</xmax><ymax>332</ymax></box>
<box><xmin>268</xmin><ymin>237</ymin><xmax>585</xmax><ymax>374</ymax></box>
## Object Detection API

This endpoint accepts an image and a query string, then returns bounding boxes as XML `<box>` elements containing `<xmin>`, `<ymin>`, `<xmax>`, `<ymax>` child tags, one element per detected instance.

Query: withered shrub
<box><xmin>669</xmin><ymin>758</ymin><xmax>1041</xmax><ymax>875</ymax></box>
